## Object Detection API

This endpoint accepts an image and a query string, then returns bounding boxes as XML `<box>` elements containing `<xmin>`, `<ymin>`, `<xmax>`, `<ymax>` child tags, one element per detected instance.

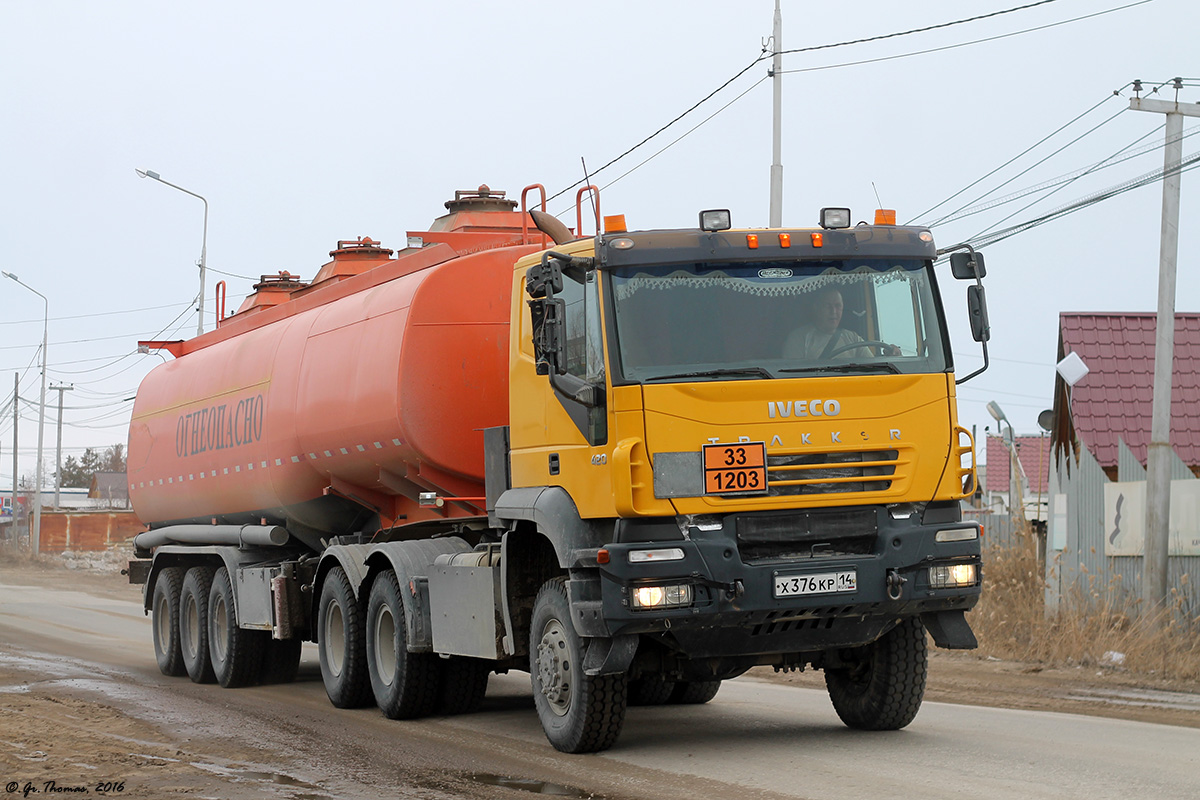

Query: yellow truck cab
<box><xmin>495</xmin><ymin>206</ymin><xmax>987</xmax><ymax>750</ymax></box>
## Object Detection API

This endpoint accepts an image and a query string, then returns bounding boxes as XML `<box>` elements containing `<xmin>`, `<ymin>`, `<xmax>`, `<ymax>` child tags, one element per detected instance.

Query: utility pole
<box><xmin>51</xmin><ymin>383</ymin><xmax>73</xmax><ymax>509</ymax></box>
<box><xmin>1129</xmin><ymin>78</ymin><xmax>1200</xmax><ymax>612</ymax></box>
<box><xmin>10</xmin><ymin>373</ymin><xmax>17</xmax><ymax>543</ymax></box>
<box><xmin>768</xmin><ymin>0</ymin><xmax>783</xmax><ymax>228</ymax></box>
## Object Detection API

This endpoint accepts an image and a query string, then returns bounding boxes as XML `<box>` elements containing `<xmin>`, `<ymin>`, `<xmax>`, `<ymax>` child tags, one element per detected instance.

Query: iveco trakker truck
<box><xmin>127</xmin><ymin>185</ymin><xmax>989</xmax><ymax>753</ymax></box>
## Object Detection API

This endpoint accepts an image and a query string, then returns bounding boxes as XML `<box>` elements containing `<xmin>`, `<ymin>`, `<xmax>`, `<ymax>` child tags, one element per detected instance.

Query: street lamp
<box><xmin>135</xmin><ymin>168</ymin><xmax>208</xmax><ymax>337</ymax></box>
<box><xmin>2</xmin><ymin>271</ymin><xmax>47</xmax><ymax>555</ymax></box>
<box><xmin>987</xmin><ymin>401</ymin><xmax>1025</xmax><ymax>521</ymax></box>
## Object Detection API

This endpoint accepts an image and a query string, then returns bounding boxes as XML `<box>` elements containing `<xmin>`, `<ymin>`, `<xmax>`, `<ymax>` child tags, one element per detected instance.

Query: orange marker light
<box><xmin>778</xmin><ymin>233</ymin><xmax>791</xmax><ymax>248</ymax></box>
<box><xmin>811</xmin><ymin>232</ymin><xmax>824</xmax><ymax>247</ymax></box>
<box><xmin>604</xmin><ymin>214</ymin><xmax>627</xmax><ymax>234</ymax></box>
<box><xmin>746</xmin><ymin>234</ymin><xmax>759</xmax><ymax>249</ymax></box>
<box><xmin>597</xmin><ymin>548</ymin><xmax>610</xmax><ymax>564</ymax></box>
<box><xmin>874</xmin><ymin>209</ymin><xmax>897</xmax><ymax>225</ymax></box>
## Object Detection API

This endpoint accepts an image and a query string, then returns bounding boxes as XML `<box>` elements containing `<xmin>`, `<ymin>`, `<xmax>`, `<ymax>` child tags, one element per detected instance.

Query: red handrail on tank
<box><xmin>576</xmin><ymin>185</ymin><xmax>601</xmax><ymax>238</ymax></box>
<box><xmin>215</xmin><ymin>280</ymin><xmax>227</xmax><ymax>327</ymax></box>
<box><xmin>520</xmin><ymin>184</ymin><xmax>547</xmax><ymax>247</ymax></box>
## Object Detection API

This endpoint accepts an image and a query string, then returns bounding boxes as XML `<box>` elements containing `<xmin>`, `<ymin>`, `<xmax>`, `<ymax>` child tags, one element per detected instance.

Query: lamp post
<box><xmin>135</xmin><ymin>168</ymin><xmax>208</xmax><ymax>337</ymax></box>
<box><xmin>987</xmin><ymin>401</ymin><xmax>1025</xmax><ymax>522</ymax></box>
<box><xmin>2</xmin><ymin>271</ymin><xmax>47</xmax><ymax>555</ymax></box>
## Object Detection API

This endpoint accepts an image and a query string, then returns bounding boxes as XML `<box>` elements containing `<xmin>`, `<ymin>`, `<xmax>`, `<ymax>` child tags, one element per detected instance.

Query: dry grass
<box><xmin>972</xmin><ymin>528</ymin><xmax>1200</xmax><ymax>682</ymax></box>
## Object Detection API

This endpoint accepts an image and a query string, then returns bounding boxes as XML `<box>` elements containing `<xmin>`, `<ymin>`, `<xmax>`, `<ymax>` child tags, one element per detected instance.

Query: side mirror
<box><xmin>529</xmin><ymin>296</ymin><xmax>566</xmax><ymax>376</ymax></box>
<box><xmin>967</xmin><ymin>284</ymin><xmax>990</xmax><ymax>343</ymax></box>
<box><xmin>950</xmin><ymin>251</ymin><xmax>986</xmax><ymax>280</ymax></box>
<box><xmin>526</xmin><ymin>260</ymin><xmax>563</xmax><ymax>299</ymax></box>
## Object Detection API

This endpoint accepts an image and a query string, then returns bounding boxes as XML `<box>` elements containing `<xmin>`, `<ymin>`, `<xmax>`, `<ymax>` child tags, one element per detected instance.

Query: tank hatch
<box><xmin>310</xmin><ymin>236</ymin><xmax>395</xmax><ymax>284</ymax></box>
<box><xmin>427</xmin><ymin>185</ymin><xmax>527</xmax><ymax>233</ymax></box>
<box><xmin>234</xmin><ymin>271</ymin><xmax>308</xmax><ymax>315</ymax></box>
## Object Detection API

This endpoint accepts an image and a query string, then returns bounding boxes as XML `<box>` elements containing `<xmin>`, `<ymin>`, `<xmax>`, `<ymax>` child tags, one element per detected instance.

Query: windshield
<box><xmin>608</xmin><ymin>259</ymin><xmax>948</xmax><ymax>383</ymax></box>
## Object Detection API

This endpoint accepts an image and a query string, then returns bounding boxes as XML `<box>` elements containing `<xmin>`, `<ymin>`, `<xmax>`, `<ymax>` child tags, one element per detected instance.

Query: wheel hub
<box><xmin>536</xmin><ymin>619</ymin><xmax>572</xmax><ymax>716</ymax></box>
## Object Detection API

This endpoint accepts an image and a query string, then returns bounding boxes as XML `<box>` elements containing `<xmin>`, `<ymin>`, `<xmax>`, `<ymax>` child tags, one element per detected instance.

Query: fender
<box><xmin>492</xmin><ymin>486</ymin><xmax>607</xmax><ymax>566</ymax></box>
<box><xmin>144</xmin><ymin>544</ymin><xmax>301</xmax><ymax>621</ymax></box>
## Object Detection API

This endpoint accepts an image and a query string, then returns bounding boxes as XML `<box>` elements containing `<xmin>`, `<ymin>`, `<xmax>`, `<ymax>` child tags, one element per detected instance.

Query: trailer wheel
<box><xmin>530</xmin><ymin>577</ymin><xmax>627</xmax><ymax>753</ymax></box>
<box><xmin>208</xmin><ymin>567</ymin><xmax>267</xmax><ymax>688</ymax></box>
<box><xmin>825</xmin><ymin>616</ymin><xmax>927</xmax><ymax>731</ymax></box>
<box><xmin>670</xmin><ymin>680</ymin><xmax>721</xmax><ymax>705</ymax></box>
<box><xmin>438</xmin><ymin>657</ymin><xmax>490</xmax><ymax>715</ymax></box>
<box><xmin>628</xmin><ymin>678</ymin><xmax>677</xmax><ymax>706</ymax></box>
<box><xmin>179</xmin><ymin>566</ymin><xmax>217</xmax><ymax>684</ymax></box>
<box><xmin>259</xmin><ymin>638</ymin><xmax>303</xmax><ymax>685</ymax></box>
<box><xmin>366</xmin><ymin>570</ymin><xmax>440</xmax><ymax>719</ymax></box>
<box><xmin>151</xmin><ymin>567</ymin><xmax>186</xmax><ymax>677</ymax></box>
<box><xmin>318</xmin><ymin>566</ymin><xmax>372</xmax><ymax>708</ymax></box>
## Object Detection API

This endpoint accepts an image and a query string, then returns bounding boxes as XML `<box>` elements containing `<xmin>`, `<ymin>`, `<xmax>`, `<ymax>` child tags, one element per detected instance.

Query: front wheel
<box><xmin>530</xmin><ymin>578</ymin><xmax>627</xmax><ymax>753</ymax></box>
<box><xmin>825</xmin><ymin>616</ymin><xmax>927</xmax><ymax>730</ymax></box>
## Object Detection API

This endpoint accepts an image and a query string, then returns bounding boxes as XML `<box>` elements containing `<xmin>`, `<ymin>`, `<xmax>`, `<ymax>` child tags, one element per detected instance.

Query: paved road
<box><xmin>2</xmin><ymin>573</ymin><xmax>1199</xmax><ymax>800</ymax></box>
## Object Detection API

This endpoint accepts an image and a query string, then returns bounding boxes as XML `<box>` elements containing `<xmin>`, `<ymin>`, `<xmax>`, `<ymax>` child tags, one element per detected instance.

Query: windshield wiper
<box><xmin>779</xmin><ymin>362</ymin><xmax>901</xmax><ymax>375</ymax></box>
<box><xmin>644</xmin><ymin>366</ymin><xmax>774</xmax><ymax>382</ymax></box>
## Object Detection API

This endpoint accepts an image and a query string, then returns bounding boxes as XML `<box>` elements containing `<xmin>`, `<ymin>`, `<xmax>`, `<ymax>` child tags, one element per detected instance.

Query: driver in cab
<box><xmin>783</xmin><ymin>285</ymin><xmax>898</xmax><ymax>360</ymax></box>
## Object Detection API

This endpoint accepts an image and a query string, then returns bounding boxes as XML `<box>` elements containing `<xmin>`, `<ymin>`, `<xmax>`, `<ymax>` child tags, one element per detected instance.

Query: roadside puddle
<box><xmin>466</xmin><ymin>772</ymin><xmax>598</xmax><ymax>797</ymax></box>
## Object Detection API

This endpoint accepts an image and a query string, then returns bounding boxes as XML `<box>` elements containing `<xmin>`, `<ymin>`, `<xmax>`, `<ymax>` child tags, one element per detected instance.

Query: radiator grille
<box><xmin>765</xmin><ymin>449</ymin><xmax>900</xmax><ymax>496</ymax></box>
<box><xmin>736</xmin><ymin>508</ymin><xmax>878</xmax><ymax>563</ymax></box>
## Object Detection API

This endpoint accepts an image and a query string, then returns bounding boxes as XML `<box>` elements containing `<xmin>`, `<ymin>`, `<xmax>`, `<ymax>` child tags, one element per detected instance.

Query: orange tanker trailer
<box><xmin>128</xmin><ymin>185</ymin><xmax>989</xmax><ymax>754</ymax></box>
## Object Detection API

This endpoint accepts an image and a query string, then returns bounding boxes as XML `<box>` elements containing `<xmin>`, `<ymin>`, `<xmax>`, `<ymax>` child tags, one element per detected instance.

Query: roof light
<box><xmin>604</xmin><ymin>214</ymin><xmax>627</xmax><ymax>234</ymax></box>
<box><xmin>746</xmin><ymin>234</ymin><xmax>759</xmax><ymax>249</ymax></box>
<box><xmin>699</xmin><ymin>209</ymin><xmax>731</xmax><ymax>231</ymax></box>
<box><xmin>778</xmin><ymin>233</ymin><xmax>791</xmax><ymax>248</ymax></box>
<box><xmin>609</xmin><ymin>237</ymin><xmax>635</xmax><ymax>250</ymax></box>
<box><xmin>819</xmin><ymin>207</ymin><xmax>851</xmax><ymax>229</ymax></box>
<box><xmin>811</xmin><ymin>232</ymin><xmax>823</xmax><ymax>248</ymax></box>
<box><xmin>875</xmin><ymin>209</ymin><xmax>897</xmax><ymax>225</ymax></box>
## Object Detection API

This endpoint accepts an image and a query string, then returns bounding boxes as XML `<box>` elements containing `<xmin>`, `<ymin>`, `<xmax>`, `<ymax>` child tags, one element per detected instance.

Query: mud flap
<box><xmin>582</xmin><ymin>634</ymin><xmax>638</xmax><ymax>676</ymax></box>
<box><xmin>921</xmin><ymin>610</ymin><xmax>978</xmax><ymax>650</ymax></box>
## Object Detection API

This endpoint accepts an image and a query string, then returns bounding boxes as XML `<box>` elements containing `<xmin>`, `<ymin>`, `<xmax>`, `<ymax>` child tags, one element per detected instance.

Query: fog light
<box><xmin>628</xmin><ymin>548</ymin><xmax>685</xmax><ymax>563</ymax></box>
<box><xmin>928</xmin><ymin>563</ymin><xmax>978</xmax><ymax>589</ymax></box>
<box><xmin>630</xmin><ymin>583</ymin><xmax>693</xmax><ymax>609</ymax></box>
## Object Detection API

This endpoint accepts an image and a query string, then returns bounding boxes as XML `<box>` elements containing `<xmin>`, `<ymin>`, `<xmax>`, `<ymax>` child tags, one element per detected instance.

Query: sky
<box><xmin>1</xmin><ymin>0</ymin><xmax>1197</xmax><ymax>488</ymax></box>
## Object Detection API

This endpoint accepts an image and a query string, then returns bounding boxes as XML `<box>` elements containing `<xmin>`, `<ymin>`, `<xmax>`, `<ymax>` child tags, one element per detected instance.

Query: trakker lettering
<box><xmin>767</xmin><ymin>399</ymin><xmax>841</xmax><ymax>418</ymax></box>
<box><xmin>175</xmin><ymin>394</ymin><xmax>265</xmax><ymax>458</ymax></box>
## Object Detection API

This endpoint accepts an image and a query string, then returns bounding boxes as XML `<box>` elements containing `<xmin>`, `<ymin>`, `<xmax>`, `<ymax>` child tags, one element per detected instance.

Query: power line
<box><xmin>0</xmin><ymin>301</ymin><xmax>192</xmax><ymax>327</ymax></box>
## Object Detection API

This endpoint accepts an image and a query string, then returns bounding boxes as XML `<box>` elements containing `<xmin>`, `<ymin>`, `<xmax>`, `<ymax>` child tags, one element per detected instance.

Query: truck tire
<box><xmin>208</xmin><ymin>567</ymin><xmax>267</xmax><ymax>688</ymax></box>
<box><xmin>670</xmin><ymin>680</ymin><xmax>721</xmax><ymax>705</ymax></box>
<box><xmin>530</xmin><ymin>577</ymin><xmax>627</xmax><ymax>753</ymax></box>
<box><xmin>151</xmin><ymin>567</ymin><xmax>186</xmax><ymax>677</ymax></box>
<box><xmin>318</xmin><ymin>566</ymin><xmax>372</xmax><ymax>708</ymax></box>
<box><xmin>366</xmin><ymin>570</ymin><xmax>440</xmax><ymax>719</ymax></box>
<box><xmin>438</xmin><ymin>657</ymin><xmax>490</xmax><ymax>715</ymax></box>
<box><xmin>825</xmin><ymin>616</ymin><xmax>927</xmax><ymax>731</ymax></box>
<box><xmin>179</xmin><ymin>566</ymin><xmax>217</xmax><ymax>684</ymax></box>
<box><xmin>259</xmin><ymin>637</ymin><xmax>303</xmax><ymax>685</ymax></box>
<box><xmin>628</xmin><ymin>677</ymin><xmax>677</xmax><ymax>706</ymax></box>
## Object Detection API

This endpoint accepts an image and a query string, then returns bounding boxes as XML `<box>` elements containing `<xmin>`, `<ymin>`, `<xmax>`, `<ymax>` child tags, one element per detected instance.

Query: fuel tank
<box><xmin>127</xmin><ymin>186</ymin><xmax>544</xmax><ymax>549</ymax></box>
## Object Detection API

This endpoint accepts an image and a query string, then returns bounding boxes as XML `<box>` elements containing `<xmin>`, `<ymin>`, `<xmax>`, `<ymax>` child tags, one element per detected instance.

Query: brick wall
<box><xmin>38</xmin><ymin>511</ymin><xmax>144</xmax><ymax>551</ymax></box>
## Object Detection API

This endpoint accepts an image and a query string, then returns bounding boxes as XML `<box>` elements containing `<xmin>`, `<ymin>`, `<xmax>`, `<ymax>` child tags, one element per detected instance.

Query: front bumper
<box><xmin>573</xmin><ymin>505</ymin><xmax>981</xmax><ymax>658</ymax></box>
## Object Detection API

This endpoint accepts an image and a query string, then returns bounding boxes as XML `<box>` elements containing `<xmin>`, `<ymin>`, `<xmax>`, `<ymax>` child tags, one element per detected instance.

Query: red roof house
<box><xmin>985</xmin><ymin>435</ymin><xmax>1051</xmax><ymax>495</ymax></box>
<box><xmin>1052</xmin><ymin>312</ymin><xmax>1200</xmax><ymax>477</ymax></box>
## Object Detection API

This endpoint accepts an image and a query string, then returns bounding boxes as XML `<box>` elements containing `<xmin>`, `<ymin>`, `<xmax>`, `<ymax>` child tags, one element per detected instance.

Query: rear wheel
<box><xmin>179</xmin><ymin>566</ymin><xmax>217</xmax><ymax>684</ymax></box>
<box><xmin>670</xmin><ymin>680</ymin><xmax>721</xmax><ymax>705</ymax></box>
<box><xmin>438</xmin><ymin>657</ymin><xmax>490</xmax><ymax>715</ymax></box>
<box><xmin>318</xmin><ymin>566</ymin><xmax>372</xmax><ymax>708</ymax></box>
<box><xmin>825</xmin><ymin>616</ymin><xmax>927</xmax><ymax>730</ymax></box>
<box><xmin>151</xmin><ymin>567</ymin><xmax>185</xmax><ymax>677</ymax></box>
<box><xmin>259</xmin><ymin>637</ymin><xmax>303</xmax><ymax>685</ymax></box>
<box><xmin>208</xmin><ymin>567</ymin><xmax>267</xmax><ymax>688</ymax></box>
<box><xmin>366</xmin><ymin>570</ymin><xmax>440</xmax><ymax>719</ymax></box>
<box><xmin>530</xmin><ymin>577</ymin><xmax>627</xmax><ymax>753</ymax></box>
<box><xmin>628</xmin><ymin>677</ymin><xmax>677</xmax><ymax>706</ymax></box>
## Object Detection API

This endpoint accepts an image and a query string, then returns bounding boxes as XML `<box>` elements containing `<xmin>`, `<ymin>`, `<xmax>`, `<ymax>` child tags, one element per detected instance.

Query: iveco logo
<box><xmin>768</xmin><ymin>399</ymin><xmax>841</xmax><ymax>418</ymax></box>
<box><xmin>758</xmin><ymin>268</ymin><xmax>793</xmax><ymax>279</ymax></box>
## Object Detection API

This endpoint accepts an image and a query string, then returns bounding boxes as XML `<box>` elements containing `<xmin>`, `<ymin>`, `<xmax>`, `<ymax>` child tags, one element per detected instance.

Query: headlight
<box><xmin>928</xmin><ymin>563</ymin><xmax>978</xmax><ymax>589</ymax></box>
<box><xmin>630</xmin><ymin>583</ymin><xmax>693</xmax><ymax>610</ymax></box>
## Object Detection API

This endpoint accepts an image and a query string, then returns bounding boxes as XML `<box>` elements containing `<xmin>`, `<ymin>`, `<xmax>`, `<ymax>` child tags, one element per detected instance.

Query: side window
<box><xmin>557</xmin><ymin>269</ymin><xmax>607</xmax><ymax>445</ymax></box>
<box><xmin>559</xmin><ymin>272</ymin><xmax>587</xmax><ymax>378</ymax></box>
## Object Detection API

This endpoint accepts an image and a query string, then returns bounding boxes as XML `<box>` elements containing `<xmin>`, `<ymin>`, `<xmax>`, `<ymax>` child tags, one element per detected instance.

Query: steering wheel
<box><xmin>825</xmin><ymin>339</ymin><xmax>896</xmax><ymax>358</ymax></box>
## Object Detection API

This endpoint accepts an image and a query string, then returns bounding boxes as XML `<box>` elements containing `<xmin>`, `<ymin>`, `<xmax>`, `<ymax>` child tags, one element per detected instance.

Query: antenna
<box><xmin>871</xmin><ymin>181</ymin><xmax>885</xmax><ymax>209</ymax></box>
